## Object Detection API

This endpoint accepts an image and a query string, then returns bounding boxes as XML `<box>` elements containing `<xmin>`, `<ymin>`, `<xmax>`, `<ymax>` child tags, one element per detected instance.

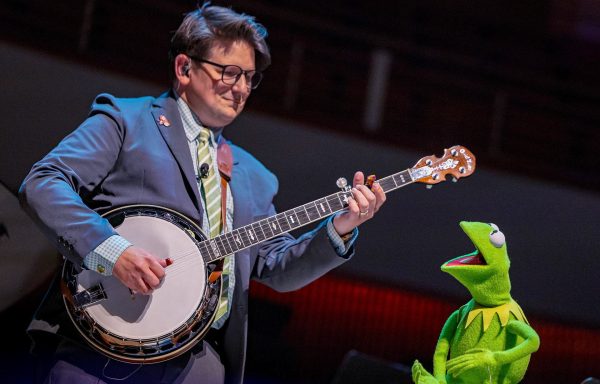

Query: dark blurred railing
<box><xmin>2</xmin><ymin>0</ymin><xmax>599</xmax><ymax>191</ymax></box>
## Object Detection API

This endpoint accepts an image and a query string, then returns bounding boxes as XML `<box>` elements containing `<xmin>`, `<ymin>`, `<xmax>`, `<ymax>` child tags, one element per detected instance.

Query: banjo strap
<box><xmin>217</xmin><ymin>139</ymin><xmax>233</xmax><ymax>232</ymax></box>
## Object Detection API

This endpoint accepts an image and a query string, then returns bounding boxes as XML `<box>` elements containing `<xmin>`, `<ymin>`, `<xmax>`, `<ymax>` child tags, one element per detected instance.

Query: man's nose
<box><xmin>232</xmin><ymin>74</ymin><xmax>251</xmax><ymax>93</ymax></box>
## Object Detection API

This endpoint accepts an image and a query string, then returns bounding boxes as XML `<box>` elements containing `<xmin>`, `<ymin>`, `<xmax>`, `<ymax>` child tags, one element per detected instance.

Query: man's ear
<box><xmin>174</xmin><ymin>54</ymin><xmax>192</xmax><ymax>85</ymax></box>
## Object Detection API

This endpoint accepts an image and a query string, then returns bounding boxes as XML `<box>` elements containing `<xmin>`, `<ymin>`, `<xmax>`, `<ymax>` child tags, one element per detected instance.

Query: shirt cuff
<box><xmin>326</xmin><ymin>215</ymin><xmax>358</xmax><ymax>257</ymax></box>
<box><xmin>83</xmin><ymin>235</ymin><xmax>132</xmax><ymax>275</ymax></box>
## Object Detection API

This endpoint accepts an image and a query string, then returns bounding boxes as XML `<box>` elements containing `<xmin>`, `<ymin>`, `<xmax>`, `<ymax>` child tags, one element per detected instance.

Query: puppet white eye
<box><xmin>489</xmin><ymin>223</ymin><xmax>505</xmax><ymax>248</ymax></box>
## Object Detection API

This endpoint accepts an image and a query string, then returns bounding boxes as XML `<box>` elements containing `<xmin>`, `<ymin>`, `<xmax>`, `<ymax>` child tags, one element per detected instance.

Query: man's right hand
<box><xmin>112</xmin><ymin>246</ymin><xmax>169</xmax><ymax>295</ymax></box>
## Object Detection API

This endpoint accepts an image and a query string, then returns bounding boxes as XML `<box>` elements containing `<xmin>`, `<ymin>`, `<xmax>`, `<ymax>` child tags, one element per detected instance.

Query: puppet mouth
<box><xmin>445</xmin><ymin>250</ymin><xmax>486</xmax><ymax>266</ymax></box>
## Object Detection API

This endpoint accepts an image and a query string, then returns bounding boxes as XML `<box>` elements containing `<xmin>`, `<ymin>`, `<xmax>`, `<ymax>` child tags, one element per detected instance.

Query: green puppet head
<box><xmin>441</xmin><ymin>221</ymin><xmax>511</xmax><ymax>307</ymax></box>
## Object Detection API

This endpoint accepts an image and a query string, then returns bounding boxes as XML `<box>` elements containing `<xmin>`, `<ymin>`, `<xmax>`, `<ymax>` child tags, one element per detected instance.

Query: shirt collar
<box><xmin>174</xmin><ymin>91</ymin><xmax>223</xmax><ymax>144</ymax></box>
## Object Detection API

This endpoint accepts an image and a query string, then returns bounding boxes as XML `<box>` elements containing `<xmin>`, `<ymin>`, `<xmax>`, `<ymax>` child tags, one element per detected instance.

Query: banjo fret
<box><xmin>250</xmin><ymin>222</ymin><xmax>264</xmax><ymax>242</ymax></box>
<box><xmin>276</xmin><ymin>213</ymin><xmax>291</xmax><ymax>232</ymax></box>
<box><xmin>259</xmin><ymin>218</ymin><xmax>273</xmax><ymax>239</ymax></box>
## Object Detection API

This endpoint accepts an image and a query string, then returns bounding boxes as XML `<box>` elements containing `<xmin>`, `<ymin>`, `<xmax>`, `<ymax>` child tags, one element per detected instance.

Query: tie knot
<box><xmin>199</xmin><ymin>128</ymin><xmax>211</xmax><ymax>144</ymax></box>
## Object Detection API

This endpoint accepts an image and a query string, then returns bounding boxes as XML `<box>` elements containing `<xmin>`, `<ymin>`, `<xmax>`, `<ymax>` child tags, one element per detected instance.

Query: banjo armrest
<box><xmin>72</xmin><ymin>284</ymin><xmax>107</xmax><ymax>310</ymax></box>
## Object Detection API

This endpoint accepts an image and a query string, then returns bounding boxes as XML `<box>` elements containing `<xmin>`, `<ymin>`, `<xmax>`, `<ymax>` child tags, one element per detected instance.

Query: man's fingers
<box><xmin>346</xmin><ymin>197</ymin><xmax>360</xmax><ymax>215</ymax></box>
<box><xmin>113</xmin><ymin>246</ymin><xmax>171</xmax><ymax>294</ymax></box>
<box><xmin>136</xmin><ymin>277</ymin><xmax>152</xmax><ymax>295</ymax></box>
<box><xmin>371</xmin><ymin>182</ymin><xmax>386</xmax><ymax>212</ymax></box>
<box><xmin>352</xmin><ymin>171</ymin><xmax>365</xmax><ymax>187</ymax></box>
<box><xmin>157</xmin><ymin>257</ymin><xmax>173</xmax><ymax>268</ymax></box>
<box><xmin>356</xmin><ymin>184</ymin><xmax>376</xmax><ymax>205</ymax></box>
<box><xmin>332</xmin><ymin>171</ymin><xmax>388</xmax><ymax>235</ymax></box>
<box><xmin>143</xmin><ymin>268</ymin><xmax>161</xmax><ymax>289</ymax></box>
<box><xmin>353</xmin><ymin>185</ymin><xmax>376</xmax><ymax>217</ymax></box>
<box><xmin>351</xmin><ymin>189</ymin><xmax>366</xmax><ymax>210</ymax></box>
<box><xmin>148</xmin><ymin>259</ymin><xmax>166</xmax><ymax>281</ymax></box>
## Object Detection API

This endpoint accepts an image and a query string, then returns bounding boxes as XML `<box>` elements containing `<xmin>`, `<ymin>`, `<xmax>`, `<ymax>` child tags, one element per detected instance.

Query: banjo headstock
<box><xmin>411</xmin><ymin>145</ymin><xmax>476</xmax><ymax>185</ymax></box>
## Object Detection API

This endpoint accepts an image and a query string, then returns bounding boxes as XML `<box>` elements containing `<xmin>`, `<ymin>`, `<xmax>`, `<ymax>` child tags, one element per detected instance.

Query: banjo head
<box><xmin>62</xmin><ymin>205</ymin><xmax>222</xmax><ymax>363</ymax></box>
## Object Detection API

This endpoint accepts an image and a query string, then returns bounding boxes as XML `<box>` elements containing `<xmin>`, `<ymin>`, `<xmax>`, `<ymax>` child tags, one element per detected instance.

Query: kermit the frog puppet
<box><xmin>412</xmin><ymin>221</ymin><xmax>540</xmax><ymax>384</ymax></box>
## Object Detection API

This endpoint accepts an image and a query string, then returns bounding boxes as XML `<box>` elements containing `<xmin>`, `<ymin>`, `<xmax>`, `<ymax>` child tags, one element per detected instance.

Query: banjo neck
<box><xmin>199</xmin><ymin>145</ymin><xmax>476</xmax><ymax>264</ymax></box>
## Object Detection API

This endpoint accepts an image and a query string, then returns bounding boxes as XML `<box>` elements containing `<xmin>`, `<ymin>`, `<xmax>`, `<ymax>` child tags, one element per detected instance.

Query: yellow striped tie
<box><xmin>197</xmin><ymin>128</ymin><xmax>221</xmax><ymax>238</ymax></box>
<box><xmin>197</xmin><ymin>128</ymin><xmax>231</xmax><ymax>325</ymax></box>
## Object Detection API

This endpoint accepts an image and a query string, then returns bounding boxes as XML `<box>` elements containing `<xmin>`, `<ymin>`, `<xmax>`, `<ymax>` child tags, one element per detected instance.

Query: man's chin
<box><xmin>231</xmin><ymin>102</ymin><xmax>244</xmax><ymax>112</ymax></box>
<box><xmin>203</xmin><ymin>106</ymin><xmax>240</xmax><ymax>127</ymax></box>
<box><xmin>216</xmin><ymin>110</ymin><xmax>241</xmax><ymax>127</ymax></box>
<box><xmin>227</xmin><ymin>104</ymin><xmax>244</xmax><ymax>118</ymax></box>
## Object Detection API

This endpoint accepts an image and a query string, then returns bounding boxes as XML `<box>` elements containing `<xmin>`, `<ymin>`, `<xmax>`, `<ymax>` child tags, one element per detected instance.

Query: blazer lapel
<box><xmin>151</xmin><ymin>93</ymin><xmax>203</xmax><ymax>214</ymax></box>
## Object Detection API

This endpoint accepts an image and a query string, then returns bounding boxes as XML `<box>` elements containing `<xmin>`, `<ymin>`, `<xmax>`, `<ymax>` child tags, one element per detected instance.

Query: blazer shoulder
<box><xmin>88</xmin><ymin>92</ymin><xmax>174</xmax><ymax>131</ymax></box>
<box><xmin>90</xmin><ymin>93</ymin><xmax>158</xmax><ymax>115</ymax></box>
<box><xmin>229</xmin><ymin>142</ymin><xmax>278</xmax><ymax>191</ymax></box>
<box><xmin>229</xmin><ymin>143</ymin><xmax>275</xmax><ymax>176</ymax></box>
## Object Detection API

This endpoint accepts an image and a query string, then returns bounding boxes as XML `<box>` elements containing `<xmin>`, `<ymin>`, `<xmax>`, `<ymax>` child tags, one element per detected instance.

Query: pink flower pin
<box><xmin>158</xmin><ymin>115</ymin><xmax>171</xmax><ymax>127</ymax></box>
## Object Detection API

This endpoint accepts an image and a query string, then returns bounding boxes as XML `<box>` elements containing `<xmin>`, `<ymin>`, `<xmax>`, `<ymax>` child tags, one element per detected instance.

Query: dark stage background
<box><xmin>1</xmin><ymin>1</ymin><xmax>599</xmax><ymax>383</ymax></box>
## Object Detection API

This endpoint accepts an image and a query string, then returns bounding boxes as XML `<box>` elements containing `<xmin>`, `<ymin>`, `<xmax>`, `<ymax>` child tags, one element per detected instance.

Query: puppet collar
<box><xmin>465</xmin><ymin>299</ymin><xmax>528</xmax><ymax>331</ymax></box>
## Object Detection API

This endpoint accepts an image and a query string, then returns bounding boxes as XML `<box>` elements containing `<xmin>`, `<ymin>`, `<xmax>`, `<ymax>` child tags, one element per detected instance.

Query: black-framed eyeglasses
<box><xmin>189</xmin><ymin>56</ymin><xmax>263</xmax><ymax>90</ymax></box>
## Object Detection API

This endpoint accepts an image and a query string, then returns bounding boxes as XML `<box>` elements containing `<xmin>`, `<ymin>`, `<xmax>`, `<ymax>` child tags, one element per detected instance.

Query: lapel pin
<box><xmin>158</xmin><ymin>115</ymin><xmax>171</xmax><ymax>127</ymax></box>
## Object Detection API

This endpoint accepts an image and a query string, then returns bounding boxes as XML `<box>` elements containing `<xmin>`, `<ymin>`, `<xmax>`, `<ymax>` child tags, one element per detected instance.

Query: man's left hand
<box><xmin>332</xmin><ymin>171</ymin><xmax>386</xmax><ymax>236</ymax></box>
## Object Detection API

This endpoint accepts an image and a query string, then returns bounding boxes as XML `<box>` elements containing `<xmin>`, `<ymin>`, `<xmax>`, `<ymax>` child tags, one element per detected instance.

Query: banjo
<box><xmin>61</xmin><ymin>145</ymin><xmax>475</xmax><ymax>364</ymax></box>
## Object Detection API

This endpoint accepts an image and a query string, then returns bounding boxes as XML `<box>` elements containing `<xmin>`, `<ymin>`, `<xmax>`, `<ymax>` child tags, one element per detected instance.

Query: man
<box><xmin>19</xmin><ymin>4</ymin><xmax>386</xmax><ymax>384</ymax></box>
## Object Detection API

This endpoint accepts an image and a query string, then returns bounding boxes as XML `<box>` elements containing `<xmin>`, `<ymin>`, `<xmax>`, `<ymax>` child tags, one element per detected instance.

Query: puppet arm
<box><xmin>432</xmin><ymin>309</ymin><xmax>460</xmax><ymax>382</ymax></box>
<box><xmin>495</xmin><ymin>320</ymin><xmax>540</xmax><ymax>365</ymax></box>
<box><xmin>412</xmin><ymin>309</ymin><xmax>461</xmax><ymax>383</ymax></box>
<box><xmin>446</xmin><ymin>320</ymin><xmax>539</xmax><ymax>377</ymax></box>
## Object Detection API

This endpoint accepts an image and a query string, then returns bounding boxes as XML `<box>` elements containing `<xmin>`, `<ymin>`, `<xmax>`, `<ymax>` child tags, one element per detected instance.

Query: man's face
<box><xmin>183</xmin><ymin>39</ymin><xmax>255</xmax><ymax>128</ymax></box>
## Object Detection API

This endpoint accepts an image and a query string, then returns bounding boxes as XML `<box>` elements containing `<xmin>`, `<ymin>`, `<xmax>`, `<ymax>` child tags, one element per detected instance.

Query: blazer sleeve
<box><xmin>253</xmin><ymin>208</ymin><xmax>354</xmax><ymax>292</ymax></box>
<box><xmin>234</xmin><ymin>147</ymin><xmax>354</xmax><ymax>292</ymax></box>
<box><xmin>19</xmin><ymin>94</ymin><xmax>127</xmax><ymax>266</ymax></box>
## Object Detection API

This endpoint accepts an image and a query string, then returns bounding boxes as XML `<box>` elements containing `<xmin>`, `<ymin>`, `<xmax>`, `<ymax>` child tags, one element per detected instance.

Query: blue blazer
<box><xmin>19</xmin><ymin>91</ymin><xmax>352</xmax><ymax>383</ymax></box>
